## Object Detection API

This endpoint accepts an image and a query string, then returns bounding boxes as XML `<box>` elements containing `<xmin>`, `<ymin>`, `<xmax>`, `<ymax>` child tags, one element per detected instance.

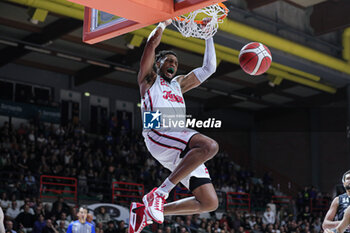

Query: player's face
<box><xmin>158</xmin><ymin>54</ymin><xmax>178</xmax><ymax>79</ymax></box>
<box><xmin>77</xmin><ymin>207</ymin><xmax>87</xmax><ymax>223</ymax></box>
<box><xmin>343</xmin><ymin>174</ymin><xmax>350</xmax><ymax>190</ymax></box>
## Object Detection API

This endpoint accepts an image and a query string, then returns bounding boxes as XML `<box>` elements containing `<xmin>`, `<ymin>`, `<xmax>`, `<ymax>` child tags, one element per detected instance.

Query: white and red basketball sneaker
<box><xmin>142</xmin><ymin>188</ymin><xmax>168</xmax><ymax>224</ymax></box>
<box><xmin>129</xmin><ymin>202</ymin><xmax>152</xmax><ymax>233</ymax></box>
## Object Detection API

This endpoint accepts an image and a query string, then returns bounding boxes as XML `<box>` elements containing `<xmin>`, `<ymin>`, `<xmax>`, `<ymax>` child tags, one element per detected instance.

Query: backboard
<box><xmin>67</xmin><ymin>0</ymin><xmax>226</xmax><ymax>43</ymax></box>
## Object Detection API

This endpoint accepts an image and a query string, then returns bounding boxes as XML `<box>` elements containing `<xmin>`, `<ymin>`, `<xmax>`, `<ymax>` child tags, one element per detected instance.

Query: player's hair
<box><xmin>342</xmin><ymin>170</ymin><xmax>350</xmax><ymax>182</ymax></box>
<box><xmin>156</xmin><ymin>50</ymin><xmax>177</xmax><ymax>62</ymax></box>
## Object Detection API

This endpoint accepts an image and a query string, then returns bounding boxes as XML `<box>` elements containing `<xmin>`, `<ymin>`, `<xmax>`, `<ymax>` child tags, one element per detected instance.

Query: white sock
<box><xmin>156</xmin><ymin>178</ymin><xmax>175</xmax><ymax>197</ymax></box>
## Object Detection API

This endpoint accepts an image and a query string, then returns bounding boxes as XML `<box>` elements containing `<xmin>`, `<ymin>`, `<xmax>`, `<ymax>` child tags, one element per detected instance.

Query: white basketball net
<box><xmin>172</xmin><ymin>3</ymin><xmax>228</xmax><ymax>40</ymax></box>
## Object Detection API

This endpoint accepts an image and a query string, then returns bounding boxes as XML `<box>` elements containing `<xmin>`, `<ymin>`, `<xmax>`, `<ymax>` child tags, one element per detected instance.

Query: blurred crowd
<box><xmin>0</xmin><ymin>121</ymin><xmax>333</xmax><ymax>233</ymax></box>
<box><xmin>156</xmin><ymin>205</ymin><xmax>324</xmax><ymax>233</ymax></box>
<box><xmin>0</xmin><ymin>121</ymin><xmax>287</xmax><ymax>204</ymax></box>
<box><xmin>0</xmin><ymin>196</ymin><xmax>127</xmax><ymax>233</ymax></box>
<box><xmin>0</xmin><ymin>195</ymin><xmax>327</xmax><ymax>233</ymax></box>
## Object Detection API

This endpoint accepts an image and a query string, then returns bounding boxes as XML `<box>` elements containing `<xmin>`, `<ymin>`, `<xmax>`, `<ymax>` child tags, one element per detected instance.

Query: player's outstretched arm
<box><xmin>323</xmin><ymin>197</ymin><xmax>341</xmax><ymax>230</ymax></box>
<box><xmin>138</xmin><ymin>19</ymin><xmax>172</xmax><ymax>97</ymax></box>
<box><xmin>178</xmin><ymin>37</ymin><xmax>216</xmax><ymax>94</ymax></box>
<box><xmin>325</xmin><ymin>206</ymin><xmax>350</xmax><ymax>233</ymax></box>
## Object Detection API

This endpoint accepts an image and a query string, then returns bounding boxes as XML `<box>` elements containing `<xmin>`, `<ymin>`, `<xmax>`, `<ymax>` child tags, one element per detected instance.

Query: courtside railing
<box><xmin>226</xmin><ymin>192</ymin><xmax>250</xmax><ymax>212</ymax></box>
<box><xmin>310</xmin><ymin>198</ymin><xmax>329</xmax><ymax>213</ymax></box>
<box><xmin>39</xmin><ymin>175</ymin><xmax>77</xmax><ymax>202</ymax></box>
<box><xmin>112</xmin><ymin>181</ymin><xmax>144</xmax><ymax>204</ymax></box>
<box><xmin>272</xmin><ymin>195</ymin><xmax>292</xmax><ymax>206</ymax></box>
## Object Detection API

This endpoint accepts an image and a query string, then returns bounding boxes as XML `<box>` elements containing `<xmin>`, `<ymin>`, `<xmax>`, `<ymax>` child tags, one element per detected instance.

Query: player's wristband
<box><xmin>147</xmin><ymin>22</ymin><xmax>166</xmax><ymax>42</ymax></box>
<box><xmin>157</xmin><ymin>22</ymin><xmax>166</xmax><ymax>31</ymax></box>
<box><xmin>193</xmin><ymin>37</ymin><xmax>216</xmax><ymax>83</ymax></box>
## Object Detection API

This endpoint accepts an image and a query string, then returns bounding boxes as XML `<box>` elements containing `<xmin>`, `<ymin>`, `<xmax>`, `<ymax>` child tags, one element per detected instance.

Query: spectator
<box><xmin>78</xmin><ymin>170</ymin><xmax>88</xmax><ymax>194</ymax></box>
<box><xmin>20</xmin><ymin>198</ymin><xmax>35</xmax><ymax>215</ymax></box>
<box><xmin>173</xmin><ymin>216</ymin><xmax>184</xmax><ymax>232</ymax></box>
<box><xmin>266</xmin><ymin>200</ymin><xmax>276</xmax><ymax>217</ymax></box>
<box><xmin>33</xmin><ymin>202</ymin><xmax>45</xmax><ymax>217</ymax></box>
<box><xmin>56</xmin><ymin>213</ymin><xmax>69</xmax><ymax>230</ymax></box>
<box><xmin>0</xmin><ymin>193</ymin><xmax>11</xmax><ymax>210</ymax></box>
<box><xmin>95</xmin><ymin>222</ymin><xmax>104</xmax><ymax>233</ymax></box>
<box><xmin>104</xmin><ymin>221</ymin><xmax>117</xmax><ymax>233</ymax></box>
<box><xmin>67</xmin><ymin>208</ymin><xmax>78</xmax><ymax>222</ymax></box>
<box><xmin>116</xmin><ymin>221</ymin><xmax>126</xmax><ymax>233</ymax></box>
<box><xmin>276</xmin><ymin>206</ymin><xmax>288</xmax><ymax>224</ymax></box>
<box><xmin>179</xmin><ymin>226</ymin><xmax>188</xmax><ymax>233</ymax></box>
<box><xmin>15</xmin><ymin>204</ymin><xmax>36</xmax><ymax>232</ymax></box>
<box><xmin>5</xmin><ymin>220</ymin><xmax>16</xmax><ymax>233</ymax></box>
<box><xmin>27</xmin><ymin>130</ymin><xmax>36</xmax><ymax>143</ymax></box>
<box><xmin>37</xmin><ymin>134</ymin><xmax>47</xmax><ymax>144</ymax></box>
<box><xmin>5</xmin><ymin>201</ymin><xmax>20</xmax><ymax>221</ymax></box>
<box><xmin>248</xmin><ymin>216</ymin><xmax>257</xmax><ymax>230</ymax></box>
<box><xmin>24</xmin><ymin>172</ymin><xmax>37</xmax><ymax>195</ymax></box>
<box><xmin>302</xmin><ymin>187</ymin><xmax>310</xmax><ymax>207</ymax></box>
<box><xmin>32</xmin><ymin>214</ymin><xmax>46</xmax><ymax>233</ymax></box>
<box><xmin>50</xmin><ymin>203</ymin><xmax>64</xmax><ymax>220</ymax></box>
<box><xmin>42</xmin><ymin>204</ymin><xmax>51</xmax><ymax>219</ymax></box>
<box><xmin>51</xmin><ymin>197</ymin><xmax>70</xmax><ymax>216</ymax></box>
<box><xmin>220</xmin><ymin>214</ymin><xmax>230</xmax><ymax>229</ymax></box>
<box><xmin>185</xmin><ymin>216</ymin><xmax>195</xmax><ymax>232</ymax></box>
<box><xmin>237</xmin><ymin>226</ymin><xmax>245</xmax><ymax>233</ymax></box>
<box><xmin>312</xmin><ymin>217</ymin><xmax>322</xmax><ymax>233</ymax></box>
<box><xmin>232</xmin><ymin>211</ymin><xmax>242</xmax><ymax>231</ymax></box>
<box><xmin>299</xmin><ymin>206</ymin><xmax>311</xmax><ymax>222</ymax></box>
<box><xmin>86</xmin><ymin>213</ymin><xmax>94</xmax><ymax>226</ymax></box>
<box><xmin>262</xmin><ymin>206</ymin><xmax>275</xmax><ymax>225</ymax></box>
<box><xmin>251</xmin><ymin>224</ymin><xmax>262</xmax><ymax>233</ymax></box>
<box><xmin>242</xmin><ymin>216</ymin><xmax>251</xmax><ymax>231</ymax></box>
<box><xmin>164</xmin><ymin>226</ymin><xmax>172</xmax><ymax>233</ymax></box>
<box><xmin>56</xmin><ymin>221</ymin><xmax>66</xmax><ymax>233</ymax></box>
<box><xmin>265</xmin><ymin>224</ymin><xmax>274</xmax><ymax>233</ymax></box>
<box><xmin>42</xmin><ymin>219</ymin><xmax>58</xmax><ymax>233</ymax></box>
<box><xmin>96</xmin><ymin>208</ymin><xmax>111</xmax><ymax>226</ymax></box>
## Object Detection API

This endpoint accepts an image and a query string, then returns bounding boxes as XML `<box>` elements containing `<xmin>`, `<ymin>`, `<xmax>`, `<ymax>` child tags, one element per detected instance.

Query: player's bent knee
<box><xmin>203</xmin><ymin>139</ymin><xmax>219</xmax><ymax>159</ymax></box>
<box><xmin>204</xmin><ymin>194</ymin><xmax>219</xmax><ymax>212</ymax></box>
<box><xmin>200</xmin><ymin>190</ymin><xmax>219</xmax><ymax>212</ymax></box>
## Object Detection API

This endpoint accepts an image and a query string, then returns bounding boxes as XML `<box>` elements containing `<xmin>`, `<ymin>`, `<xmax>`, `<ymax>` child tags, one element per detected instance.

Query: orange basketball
<box><xmin>239</xmin><ymin>42</ymin><xmax>272</xmax><ymax>76</ymax></box>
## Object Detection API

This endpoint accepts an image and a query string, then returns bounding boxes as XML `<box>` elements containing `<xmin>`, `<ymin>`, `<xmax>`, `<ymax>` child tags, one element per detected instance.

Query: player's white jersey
<box><xmin>141</xmin><ymin>75</ymin><xmax>186</xmax><ymax>126</ymax></box>
<box><xmin>141</xmin><ymin>75</ymin><xmax>207</xmax><ymax>188</ymax></box>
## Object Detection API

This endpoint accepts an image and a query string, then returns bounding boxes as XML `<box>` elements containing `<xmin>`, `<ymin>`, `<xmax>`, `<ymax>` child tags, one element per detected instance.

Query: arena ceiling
<box><xmin>0</xmin><ymin>0</ymin><xmax>350</xmax><ymax>111</ymax></box>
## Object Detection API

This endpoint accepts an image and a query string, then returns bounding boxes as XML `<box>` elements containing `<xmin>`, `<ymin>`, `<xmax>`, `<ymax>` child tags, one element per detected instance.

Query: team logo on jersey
<box><xmin>143</xmin><ymin>110</ymin><xmax>162</xmax><ymax>129</ymax></box>
<box><xmin>163</xmin><ymin>91</ymin><xmax>184</xmax><ymax>103</ymax></box>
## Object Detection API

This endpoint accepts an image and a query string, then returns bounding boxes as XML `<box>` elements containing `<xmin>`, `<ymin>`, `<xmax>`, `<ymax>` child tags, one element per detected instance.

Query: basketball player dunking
<box><xmin>129</xmin><ymin>19</ymin><xmax>219</xmax><ymax>233</ymax></box>
<box><xmin>323</xmin><ymin>170</ymin><xmax>350</xmax><ymax>233</ymax></box>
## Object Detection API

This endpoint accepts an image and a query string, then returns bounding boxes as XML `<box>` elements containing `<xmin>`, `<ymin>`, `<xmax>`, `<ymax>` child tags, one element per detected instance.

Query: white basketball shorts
<box><xmin>143</xmin><ymin>128</ymin><xmax>211</xmax><ymax>189</ymax></box>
